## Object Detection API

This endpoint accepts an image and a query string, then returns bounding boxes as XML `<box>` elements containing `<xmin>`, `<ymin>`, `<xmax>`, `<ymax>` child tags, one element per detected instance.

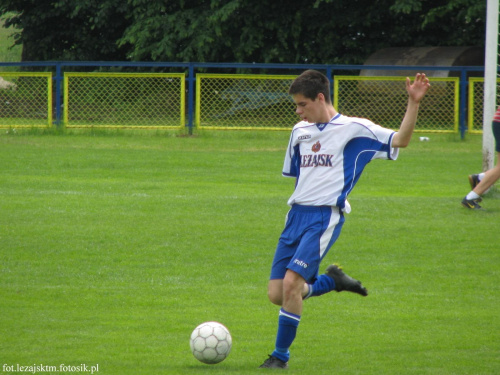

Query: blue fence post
<box><xmin>54</xmin><ymin>62</ymin><xmax>63</xmax><ymax>127</ymax></box>
<box><xmin>325</xmin><ymin>67</ymin><xmax>334</xmax><ymax>103</ymax></box>
<box><xmin>55</xmin><ymin>63</ymin><xmax>62</xmax><ymax>127</ymax></box>
<box><xmin>187</xmin><ymin>63</ymin><xmax>195</xmax><ymax>135</ymax></box>
<box><xmin>459</xmin><ymin>68</ymin><xmax>468</xmax><ymax>139</ymax></box>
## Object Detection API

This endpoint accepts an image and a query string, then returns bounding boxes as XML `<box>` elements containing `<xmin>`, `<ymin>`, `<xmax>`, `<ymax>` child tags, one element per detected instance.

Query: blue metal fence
<box><xmin>0</xmin><ymin>61</ymin><xmax>487</xmax><ymax>136</ymax></box>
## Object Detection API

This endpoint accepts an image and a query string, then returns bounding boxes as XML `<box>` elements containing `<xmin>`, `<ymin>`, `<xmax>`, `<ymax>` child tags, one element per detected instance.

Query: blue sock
<box><xmin>271</xmin><ymin>308</ymin><xmax>301</xmax><ymax>362</ymax></box>
<box><xmin>303</xmin><ymin>274</ymin><xmax>335</xmax><ymax>299</ymax></box>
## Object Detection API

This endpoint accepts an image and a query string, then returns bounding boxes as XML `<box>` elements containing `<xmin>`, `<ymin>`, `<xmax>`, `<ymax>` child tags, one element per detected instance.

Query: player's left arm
<box><xmin>392</xmin><ymin>73</ymin><xmax>431</xmax><ymax>148</ymax></box>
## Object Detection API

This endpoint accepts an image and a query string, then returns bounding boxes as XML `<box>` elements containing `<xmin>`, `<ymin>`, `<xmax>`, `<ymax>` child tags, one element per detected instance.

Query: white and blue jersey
<box><xmin>283</xmin><ymin>113</ymin><xmax>399</xmax><ymax>211</ymax></box>
<box><xmin>270</xmin><ymin>114</ymin><xmax>398</xmax><ymax>282</ymax></box>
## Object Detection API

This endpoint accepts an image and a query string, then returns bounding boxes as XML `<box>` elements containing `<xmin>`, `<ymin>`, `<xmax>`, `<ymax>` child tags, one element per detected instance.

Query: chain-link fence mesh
<box><xmin>0</xmin><ymin>68</ymin><xmax>490</xmax><ymax>134</ymax></box>
<box><xmin>196</xmin><ymin>74</ymin><xmax>298</xmax><ymax>129</ymax></box>
<box><xmin>0</xmin><ymin>72</ymin><xmax>52</xmax><ymax>127</ymax></box>
<box><xmin>64</xmin><ymin>73</ymin><xmax>185</xmax><ymax>128</ymax></box>
<box><xmin>334</xmin><ymin>76</ymin><xmax>459</xmax><ymax>132</ymax></box>
<box><xmin>468</xmin><ymin>77</ymin><xmax>500</xmax><ymax>133</ymax></box>
<box><xmin>197</xmin><ymin>74</ymin><xmax>459</xmax><ymax>132</ymax></box>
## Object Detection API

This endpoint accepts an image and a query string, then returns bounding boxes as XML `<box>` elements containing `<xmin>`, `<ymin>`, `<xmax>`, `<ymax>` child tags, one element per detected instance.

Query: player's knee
<box><xmin>267</xmin><ymin>288</ymin><xmax>283</xmax><ymax>305</ymax></box>
<box><xmin>266</xmin><ymin>279</ymin><xmax>284</xmax><ymax>305</ymax></box>
<box><xmin>282</xmin><ymin>274</ymin><xmax>304</xmax><ymax>301</ymax></box>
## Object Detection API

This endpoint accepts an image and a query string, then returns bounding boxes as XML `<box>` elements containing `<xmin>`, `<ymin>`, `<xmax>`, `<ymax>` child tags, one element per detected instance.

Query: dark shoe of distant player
<box><xmin>468</xmin><ymin>174</ymin><xmax>480</xmax><ymax>189</ymax></box>
<box><xmin>461</xmin><ymin>197</ymin><xmax>482</xmax><ymax>209</ymax></box>
<box><xmin>259</xmin><ymin>355</ymin><xmax>288</xmax><ymax>369</ymax></box>
<box><xmin>325</xmin><ymin>264</ymin><xmax>368</xmax><ymax>296</ymax></box>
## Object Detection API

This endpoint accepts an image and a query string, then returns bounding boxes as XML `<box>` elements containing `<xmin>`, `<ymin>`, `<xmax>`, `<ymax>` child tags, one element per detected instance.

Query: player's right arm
<box><xmin>392</xmin><ymin>73</ymin><xmax>430</xmax><ymax>148</ymax></box>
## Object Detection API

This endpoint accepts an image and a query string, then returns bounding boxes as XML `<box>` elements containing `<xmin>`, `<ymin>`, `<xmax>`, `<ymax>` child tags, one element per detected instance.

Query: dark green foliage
<box><xmin>0</xmin><ymin>0</ymin><xmax>130</xmax><ymax>61</ymax></box>
<box><xmin>0</xmin><ymin>0</ymin><xmax>486</xmax><ymax>63</ymax></box>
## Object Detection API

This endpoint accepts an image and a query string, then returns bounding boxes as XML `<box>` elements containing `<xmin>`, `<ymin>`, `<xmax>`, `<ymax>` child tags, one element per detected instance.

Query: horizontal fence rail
<box><xmin>0</xmin><ymin>61</ymin><xmax>493</xmax><ymax>136</ymax></box>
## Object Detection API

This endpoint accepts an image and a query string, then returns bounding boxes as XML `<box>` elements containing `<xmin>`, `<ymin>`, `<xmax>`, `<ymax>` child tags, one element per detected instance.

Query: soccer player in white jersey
<box><xmin>259</xmin><ymin>70</ymin><xmax>430</xmax><ymax>369</ymax></box>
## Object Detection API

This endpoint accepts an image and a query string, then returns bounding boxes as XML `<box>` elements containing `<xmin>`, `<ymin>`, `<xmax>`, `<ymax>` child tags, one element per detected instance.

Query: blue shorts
<box><xmin>493</xmin><ymin>121</ymin><xmax>500</xmax><ymax>152</ymax></box>
<box><xmin>270</xmin><ymin>205</ymin><xmax>345</xmax><ymax>283</ymax></box>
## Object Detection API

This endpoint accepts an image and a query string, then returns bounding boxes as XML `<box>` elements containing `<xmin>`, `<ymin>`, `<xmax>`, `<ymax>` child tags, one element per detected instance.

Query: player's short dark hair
<box><xmin>289</xmin><ymin>70</ymin><xmax>331</xmax><ymax>104</ymax></box>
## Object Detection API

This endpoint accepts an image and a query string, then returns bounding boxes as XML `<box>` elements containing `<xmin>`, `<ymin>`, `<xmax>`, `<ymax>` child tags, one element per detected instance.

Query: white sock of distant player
<box><xmin>466</xmin><ymin>191</ymin><xmax>481</xmax><ymax>200</ymax></box>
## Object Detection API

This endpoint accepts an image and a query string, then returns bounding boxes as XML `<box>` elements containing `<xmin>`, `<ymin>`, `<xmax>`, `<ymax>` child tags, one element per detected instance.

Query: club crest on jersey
<box><xmin>312</xmin><ymin>141</ymin><xmax>321</xmax><ymax>153</ymax></box>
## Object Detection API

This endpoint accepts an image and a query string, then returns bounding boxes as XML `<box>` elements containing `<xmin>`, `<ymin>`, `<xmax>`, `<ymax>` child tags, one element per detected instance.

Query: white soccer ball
<box><xmin>190</xmin><ymin>321</ymin><xmax>232</xmax><ymax>364</ymax></box>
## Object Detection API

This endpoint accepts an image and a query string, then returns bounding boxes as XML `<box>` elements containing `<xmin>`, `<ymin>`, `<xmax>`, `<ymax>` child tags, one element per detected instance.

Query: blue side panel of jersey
<box><xmin>337</xmin><ymin>137</ymin><xmax>389</xmax><ymax>208</ymax></box>
<box><xmin>285</xmin><ymin>144</ymin><xmax>301</xmax><ymax>179</ymax></box>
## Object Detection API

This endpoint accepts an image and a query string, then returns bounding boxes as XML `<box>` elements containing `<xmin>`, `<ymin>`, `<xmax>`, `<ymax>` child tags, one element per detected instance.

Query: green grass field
<box><xmin>0</xmin><ymin>130</ymin><xmax>498</xmax><ymax>375</ymax></box>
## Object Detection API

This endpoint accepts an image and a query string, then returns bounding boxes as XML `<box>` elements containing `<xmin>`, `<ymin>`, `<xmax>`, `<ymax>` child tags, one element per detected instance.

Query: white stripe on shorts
<box><xmin>319</xmin><ymin>207</ymin><xmax>341</xmax><ymax>258</ymax></box>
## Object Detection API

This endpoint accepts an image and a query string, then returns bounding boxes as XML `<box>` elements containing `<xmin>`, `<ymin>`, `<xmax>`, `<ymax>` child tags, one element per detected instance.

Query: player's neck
<box><xmin>316</xmin><ymin>107</ymin><xmax>338</xmax><ymax>124</ymax></box>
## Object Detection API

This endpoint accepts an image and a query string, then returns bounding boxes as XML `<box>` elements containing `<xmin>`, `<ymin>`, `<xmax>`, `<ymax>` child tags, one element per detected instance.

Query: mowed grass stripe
<box><xmin>0</xmin><ymin>131</ymin><xmax>498</xmax><ymax>374</ymax></box>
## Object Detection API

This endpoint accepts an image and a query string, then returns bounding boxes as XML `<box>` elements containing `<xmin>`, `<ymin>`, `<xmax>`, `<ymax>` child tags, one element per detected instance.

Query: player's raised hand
<box><xmin>406</xmin><ymin>73</ymin><xmax>430</xmax><ymax>104</ymax></box>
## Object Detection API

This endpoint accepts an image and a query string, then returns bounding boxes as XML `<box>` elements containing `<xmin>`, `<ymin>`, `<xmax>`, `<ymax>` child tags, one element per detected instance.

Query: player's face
<box><xmin>292</xmin><ymin>93</ymin><xmax>325</xmax><ymax>123</ymax></box>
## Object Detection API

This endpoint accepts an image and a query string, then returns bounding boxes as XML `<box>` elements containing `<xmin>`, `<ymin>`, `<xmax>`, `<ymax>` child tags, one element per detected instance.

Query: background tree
<box><xmin>0</xmin><ymin>0</ymin><xmax>131</xmax><ymax>61</ymax></box>
<box><xmin>0</xmin><ymin>0</ymin><xmax>486</xmax><ymax>64</ymax></box>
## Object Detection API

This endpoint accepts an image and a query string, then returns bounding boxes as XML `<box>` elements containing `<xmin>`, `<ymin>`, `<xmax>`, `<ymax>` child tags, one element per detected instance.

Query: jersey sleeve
<box><xmin>374</xmin><ymin>131</ymin><xmax>399</xmax><ymax>161</ymax></box>
<box><xmin>282</xmin><ymin>128</ymin><xmax>300</xmax><ymax>177</ymax></box>
<box><xmin>366</xmin><ymin>122</ymin><xmax>399</xmax><ymax>161</ymax></box>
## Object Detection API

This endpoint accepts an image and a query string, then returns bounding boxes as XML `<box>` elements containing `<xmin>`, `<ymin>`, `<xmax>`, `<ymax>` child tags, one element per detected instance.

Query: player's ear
<box><xmin>316</xmin><ymin>93</ymin><xmax>325</xmax><ymax>102</ymax></box>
